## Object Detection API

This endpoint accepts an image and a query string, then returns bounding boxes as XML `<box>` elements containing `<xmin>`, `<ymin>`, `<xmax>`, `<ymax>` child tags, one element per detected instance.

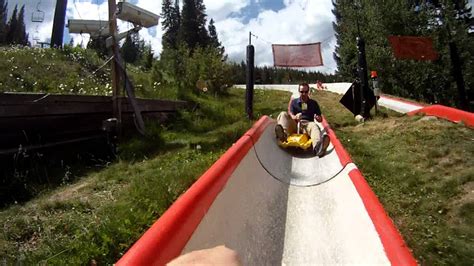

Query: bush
<box><xmin>151</xmin><ymin>45</ymin><xmax>233</xmax><ymax>99</ymax></box>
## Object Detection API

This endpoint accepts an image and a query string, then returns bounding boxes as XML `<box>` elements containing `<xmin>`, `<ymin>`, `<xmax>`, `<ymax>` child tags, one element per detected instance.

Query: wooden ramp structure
<box><xmin>0</xmin><ymin>92</ymin><xmax>189</xmax><ymax>155</ymax></box>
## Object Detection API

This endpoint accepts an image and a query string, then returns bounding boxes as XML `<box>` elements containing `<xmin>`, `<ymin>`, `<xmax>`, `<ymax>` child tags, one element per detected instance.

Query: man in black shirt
<box><xmin>275</xmin><ymin>83</ymin><xmax>330</xmax><ymax>157</ymax></box>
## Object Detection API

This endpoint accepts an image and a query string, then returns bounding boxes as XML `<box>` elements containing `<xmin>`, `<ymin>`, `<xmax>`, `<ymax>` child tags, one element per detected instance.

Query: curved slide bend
<box><xmin>117</xmin><ymin>116</ymin><xmax>416</xmax><ymax>265</ymax></box>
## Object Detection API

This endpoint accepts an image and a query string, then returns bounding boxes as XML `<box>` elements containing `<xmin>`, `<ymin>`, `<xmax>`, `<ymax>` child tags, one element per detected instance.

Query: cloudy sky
<box><xmin>5</xmin><ymin>0</ymin><xmax>338</xmax><ymax>73</ymax></box>
<box><xmin>5</xmin><ymin>0</ymin><xmax>474</xmax><ymax>73</ymax></box>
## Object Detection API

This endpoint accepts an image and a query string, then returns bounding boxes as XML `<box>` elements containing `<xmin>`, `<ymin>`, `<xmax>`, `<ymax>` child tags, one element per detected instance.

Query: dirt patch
<box><xmin>48</xmin><ymin>179</ymin><xmax>92</xmax><ymax>203</ymax></box>
<box><xmin>351</xmin><ymin>118</ymin><xmax>401</xmax><ymax>133</ymax></box>
<box><xmin>447</xmin><ymin>181</ymin><xmax>474</xmax><ymax>224</ymax></box>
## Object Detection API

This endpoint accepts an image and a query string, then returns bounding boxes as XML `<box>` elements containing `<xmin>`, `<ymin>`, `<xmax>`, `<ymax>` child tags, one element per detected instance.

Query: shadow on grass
<box><xmin>0</xmin><ymin>138</ymin><xmax>114</xmax><ymax>208</ymax></box>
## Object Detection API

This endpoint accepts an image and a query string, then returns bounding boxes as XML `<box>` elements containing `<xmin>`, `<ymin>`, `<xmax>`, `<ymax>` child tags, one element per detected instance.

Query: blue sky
<box><xmin>5</xmin><ymin>0</ymin><xmax>343</xmax><ymax>74</ymax></box>
<box><xmin>5</xmin><ymin>0</ymin><xmax>474</xmax><ymax>74</ymax></box>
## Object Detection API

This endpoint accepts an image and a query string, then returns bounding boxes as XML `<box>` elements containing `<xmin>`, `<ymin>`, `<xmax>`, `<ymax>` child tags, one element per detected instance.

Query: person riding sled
<box><xmin>275</xmin><ymin>83</ymin><xmax>330</xmax><ymax>157</ymax></box>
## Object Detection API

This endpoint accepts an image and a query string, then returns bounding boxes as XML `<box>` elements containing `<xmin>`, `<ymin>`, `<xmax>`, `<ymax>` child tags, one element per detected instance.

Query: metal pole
<box><xmin>357</xmin><ymin>36</ymin><xmax>370</xmax><ymax>118</ymax></box>
<box><xmin>51</xmin><ymin>0</ymin><xmax>67</xmax><ymax>48</ymax></box>
<box><xmin>246</xmin><ymin>44</ymin><xmax>255</xmax><ymax>120</ymax></box>
<box><xmin>108</xmin><ymin>0</ymin><xmax>121</xmax><ymax>126</ymax></box>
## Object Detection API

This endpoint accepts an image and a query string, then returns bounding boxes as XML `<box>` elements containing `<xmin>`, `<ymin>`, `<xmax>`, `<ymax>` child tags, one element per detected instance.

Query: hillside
<box><xmin>0</xmin><ymin>47</ymin><xmax>472</xmax><ymax>264</ymax></box>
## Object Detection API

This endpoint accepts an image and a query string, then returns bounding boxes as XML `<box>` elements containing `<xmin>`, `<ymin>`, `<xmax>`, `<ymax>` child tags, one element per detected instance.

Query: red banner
<box><xmin>272</xmin><ymin>42</ymin><xmax>323</xmax><ymax>67</ymax></box>
<box><xmin>388</xmin><ymin>36</ymin><xmax>439</xmax><ymax>61</ymax></box>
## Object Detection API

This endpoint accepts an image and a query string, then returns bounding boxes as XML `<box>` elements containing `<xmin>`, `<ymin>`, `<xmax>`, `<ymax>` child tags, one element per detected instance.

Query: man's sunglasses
<box><xmin>299</xmin><ymin>90</ymin><xmax>309</xmax><ymax>94</ymax></box>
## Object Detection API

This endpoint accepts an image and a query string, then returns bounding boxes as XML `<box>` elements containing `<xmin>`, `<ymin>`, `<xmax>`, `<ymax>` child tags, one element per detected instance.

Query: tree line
<box><xmin>332</xmin><ymin>0</ymin><xmax>473</xmax><ymax>110</ymax></box>
<box><xmin>228</xmin><ymin>62</ymin><xmax>338</xmax><ymax>85</ymax></box>
<box><xmin>0</xmin><ymin>0</ymin><xmax>29</xmax><ymax>46</ymax></box>
<box><xmin>153</xmin><ymin>0</ymin><xmax>338</xmax><ymax>98</ymax></box>
<box><xmin>149</xmin><ymin>0</ymin><xmax>231</xmax><ymax>98</ymax></box>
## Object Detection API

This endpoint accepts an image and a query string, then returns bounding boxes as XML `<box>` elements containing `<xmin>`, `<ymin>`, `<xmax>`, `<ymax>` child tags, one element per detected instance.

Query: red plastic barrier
<box><xmin>348</xmin><ymin>169</ymin><xmax>417</xmax><ymax>266</ymax></box>
<box><xmin>116</xmin><ymin>116</ymin><xmax>272</xmax><ymax>266</ymax></box>
<box><xmin>322</xmin><ymin>118</ymin><xmax>417</xmax><ymax>266</ymax></box>
<box><xmin>322</xmin><ymin>118</ymin><xmax>352</xmax><ymax>166</ymax></box>
<box><xmin>408</xmin><ymin>104</ymin><xmax>474</xmax><ymax>127</ymax></box>
<box><xmin>381</xmin><ymin>94</ymin><xmax>426</xmax><ymax>108</ymax></box>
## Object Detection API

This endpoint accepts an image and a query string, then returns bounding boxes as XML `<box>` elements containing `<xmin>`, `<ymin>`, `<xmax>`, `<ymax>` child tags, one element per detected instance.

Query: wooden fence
<box><xmin>0</xmin><ymin>92</ymin><xmax>190</xmax><ymax>155</ymax></box>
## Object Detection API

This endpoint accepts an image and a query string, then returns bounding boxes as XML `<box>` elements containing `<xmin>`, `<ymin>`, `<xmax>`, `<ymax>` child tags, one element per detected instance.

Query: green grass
<box><xmin>314</xmin><ymin>90</ymin><xmax>474</xmax><ymax>265</ymax></box>
<box><xmin>1</xmin><ymin>46</ymin><xmax>472</xmax><ymax>264</ymax></box>
<box><xmin>0</xmin><ymin>46</ymin><xmax>111</xmax><ymax>95</ymax></box>
<box><xmin>0</xmin><ymin>88</ymin><xmax>289</xmax><ymax>264</ymax></box>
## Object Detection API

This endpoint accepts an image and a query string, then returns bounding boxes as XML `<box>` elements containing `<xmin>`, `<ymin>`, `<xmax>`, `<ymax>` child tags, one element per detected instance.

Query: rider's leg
<box><xmin>276</xmin><ymin>112</ymin><xmax>297</xmax><ymax>135</ymax></box>
<box><xmin>306</xmin><ymin>122</ymin><xmax>330</xmax><ymax>157</ymax></box>
<box><xmin>305</xmin><ymin>122</ymin><xmax>321</xmax><ymax>148</ymax></box>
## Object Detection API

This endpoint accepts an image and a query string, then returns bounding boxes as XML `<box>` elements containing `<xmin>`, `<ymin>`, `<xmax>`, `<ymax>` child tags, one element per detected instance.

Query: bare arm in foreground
<box><xmin>167</xmin><ymin>245</ymin><xmax>241</xmax><ymax>266</ymax></box>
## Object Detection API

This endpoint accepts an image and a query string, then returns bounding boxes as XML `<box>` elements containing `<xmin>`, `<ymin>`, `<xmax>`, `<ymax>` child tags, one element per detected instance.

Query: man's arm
<box><xmin>313</xmin><ymin>101</ymin><xmax>323</xmax><ymax>122</ymax></box>
<box><xmin>288</xmin><ymin>99</ymin><xmax>300</xmax><ymax>120</ymax></box>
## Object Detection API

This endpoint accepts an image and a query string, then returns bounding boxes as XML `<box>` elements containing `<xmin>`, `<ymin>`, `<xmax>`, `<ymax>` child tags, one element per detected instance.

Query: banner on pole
<box><xmin>388</xmin><ymin>36</ymin><xmax>439</xmax><ymax>61</ymax></box>
<box><xmin>272</xmin><ymin>42</ymin><xmax>323</xmax><ymax>67</ymax></box>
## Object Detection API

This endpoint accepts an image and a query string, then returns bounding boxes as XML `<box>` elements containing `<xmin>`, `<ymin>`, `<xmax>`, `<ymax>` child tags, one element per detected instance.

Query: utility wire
<box><xmin>73</xmin><ymin>0</ymin><xmax>83</xmax><ymax>19</ymax></box>
<box><xmin>250</xmin><ymin>32</ymin><xmax>334</xmax><ymax>46</ymax></box>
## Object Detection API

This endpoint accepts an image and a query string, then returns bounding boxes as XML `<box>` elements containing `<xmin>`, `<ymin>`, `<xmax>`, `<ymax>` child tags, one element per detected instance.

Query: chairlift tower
<box><xmin>68</xmin><ymin>0</ymin><xmax>159</xmax><ymax>134</ymax></box>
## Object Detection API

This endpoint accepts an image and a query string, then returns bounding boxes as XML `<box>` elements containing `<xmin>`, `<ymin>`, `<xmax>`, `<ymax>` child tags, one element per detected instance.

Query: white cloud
<box><xmin>215</xmin><ymin>0</ymin><xmax>337</xmax><ymax>73</ymax></box>
<box><xmin>6</xmin><ymin>0</ymin><xmax>338</xmax><ymax>73</ymax></box>
<box><xmin>204</xmin><ymin>0</ymin><xmax>249</xmax><ymax>21</ymax></box>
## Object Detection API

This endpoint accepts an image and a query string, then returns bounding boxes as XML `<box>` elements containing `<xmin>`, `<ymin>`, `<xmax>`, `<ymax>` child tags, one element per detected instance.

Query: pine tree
<box><xmin>180</xmin><ymin>0</ymin><xmax>210</xmax><ymax>50</ymax></box>
<box><xmin>87</xmin><ymin>36</ymin><xmax>108</xmax><ymax>58</ymax></box>
<box><xmin>208</xmin><ymin>18</ymin><xmax>224</xmax><ymax>55</ymax></box>
<box><xmin>161</xmin><ymin>0</ymin><xmax>181</xmax><ymax>49</ymax></box>
<box><xmin>0</xmin><ymin>0</ymin><xmax>7</xmax><ymax>45</ymax></box>
<box><xmin>140</xmin><ymin>42</ymin><xmax>154</xmax><ymax>70</ymax></box>
<box><xmin>5</xmin><ymin>4</ymin><xmax>17</xmax><ymax>44</ymax></box>
<box><xmin>16</xmin><ymin>5</ymin><xmax>29</xmax><ymax>46</ymax></box>
<box><xmin>4</xmin><ymin>4</ymin><xmax>28</xmax><ymax>45</ymax></box>
<box><xmin>331</xmin><ymin>0</ymin><xmax>359</xmax><ymax>79</ymax></box>
<box><xmin>121</xmin><ymin>33</ymin><xmax>140</xmax><ymax>64</ymax></box>
<box><xmin>195</xmin><ymin>0</ymin><xmax>210</xmax><ymax>46</ymax></box>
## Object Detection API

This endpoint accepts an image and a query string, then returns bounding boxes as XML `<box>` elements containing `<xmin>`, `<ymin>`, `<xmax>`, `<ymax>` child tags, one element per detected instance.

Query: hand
<box><xmin>167</xmin><ymin>245</ymin><xmax>241</xmax><ymax>266</ymax></box>
<box><xmin>314</xmin><ymin>114</ymin><xmax>322</xmax><ymax>122</ymax></box>
<box><xmin>295</xmin><ymin>113</ymin><xmax>302</xmax><ymax>121</ymax></box>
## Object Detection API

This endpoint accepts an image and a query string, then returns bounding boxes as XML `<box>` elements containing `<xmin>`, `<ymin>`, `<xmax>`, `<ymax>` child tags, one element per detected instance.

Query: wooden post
<box><xmin>50</xmin><ymin>0</ymin><xmax>68</xmax><ymax>48</ymax></box>
<box><xmin>108</xmin><ymin>0</ymin><xmax>121</xmax><ymax>126</ymax></box>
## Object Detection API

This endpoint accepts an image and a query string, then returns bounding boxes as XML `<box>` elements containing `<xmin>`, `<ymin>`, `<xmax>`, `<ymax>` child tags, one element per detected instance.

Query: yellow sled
<box><xmin>278</xmin><ymin>133</ymin><xmax>313</xmax><ymax>150</ymax></box>
<box><xmin>277</xmin><ymin>121</ymin><xmax>313</xmax><ymax>150</ymax></box>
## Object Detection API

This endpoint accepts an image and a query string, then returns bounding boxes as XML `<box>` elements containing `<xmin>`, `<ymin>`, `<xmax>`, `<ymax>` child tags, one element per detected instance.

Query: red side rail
<box><xmin>322</xmin><ymin>119</ymin><xmax>417</xmax><ymax>266</ymax></box>
<box><xmin>116</xmin><ymin>116</ymin><xmax>272</xmax><ymax>265</ymax></box>
<box><xmin>408</xmin><ymin>104</ymin><xmax>474</xmax><ymax>128</ymax></box>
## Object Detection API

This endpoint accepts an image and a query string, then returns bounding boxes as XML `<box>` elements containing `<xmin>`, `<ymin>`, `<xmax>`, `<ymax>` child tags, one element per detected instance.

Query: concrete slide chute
<box><xmin>117</xmin><ymin>116</ymin><xmax>416</xmax><ymax>266</ymax></box>
<box><xmin>251</xmin><ymin>122</ymin><xmax>345</xmax><ymax>186</ymax></box>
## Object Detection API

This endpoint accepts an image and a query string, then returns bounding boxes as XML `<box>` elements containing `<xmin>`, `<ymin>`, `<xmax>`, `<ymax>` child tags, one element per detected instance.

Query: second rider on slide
<box><xmin>275</xmin><ymin>83</ymin><xmax>330</xmax><ymax>157</ymax></box>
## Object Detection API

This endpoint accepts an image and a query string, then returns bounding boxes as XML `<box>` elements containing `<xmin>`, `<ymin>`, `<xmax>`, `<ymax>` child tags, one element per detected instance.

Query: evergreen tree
<box><xmin>16</xmin><ymin>5</ymin><xmax>28</xmax><ymax>45</ymax></box>
<box><xmin>332</xmin><ymin>0</ymin><xmax>473</xmax><ymax>109</ymax></box>
<box><xmin>140</xmin><ymin>42</ymin><xmax>154</xmax><ymax>70</ymax></box>
<box><xmin>121</xmin><ymin>33</ymin><xmax>140</xmax><ymax>64</ymax></box>
<box><xmin>208</xmin><ymin>18</ymin><xmax>224</xmax><ymax>55</ymax></box>
<box><xmin>87</xmin><ymin>36</ymin><xmax>108</xmax><ymax>58</ymax></box>
<box><xmin>5</xmin><ymin>4</ymin><xmax>17</xmax><ymax>44</ymax></box>
<box><xmin>180</xmin><ymin>0</ymin><xmax>210</xmax><ymax>50</ymax></box>
<box><xmin>161</xmin><ymin>0</ymin><xmax>181</xmax><ymax>49</ymax></box>
<box><xmin>195</xmin><ymin>0</ymin><xmax>210</xmax><ymax>46</ymax></box>
<box><xmin>4</xmin><ymin>4</ymin><xmax>28</xmax><ymax>46</ymax></box>
<box><xmin>331</xmin><ymin>0</ymin><xmax>359</xmax><ymax>79</ymax></box>
<box><xmin>0</xmin><ymin>0</ymin><xmax>7</xmax><ymax>45</ymax></box>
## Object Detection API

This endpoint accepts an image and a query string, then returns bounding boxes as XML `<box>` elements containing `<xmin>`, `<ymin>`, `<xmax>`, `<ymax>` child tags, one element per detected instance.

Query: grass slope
<box><xmin>0</xmin><ymin>46</ymin><xmax>472</xmax><ymax>264</ymax></box>
<box><xmin>0</xmin><ymin>88</ymin><xmax>289</xmax><ymax>264</ymax></box>
<box><xmin>317</xmin><ymin>91</ymin><xmax>474</xmax><ymax>265</ymax></box>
